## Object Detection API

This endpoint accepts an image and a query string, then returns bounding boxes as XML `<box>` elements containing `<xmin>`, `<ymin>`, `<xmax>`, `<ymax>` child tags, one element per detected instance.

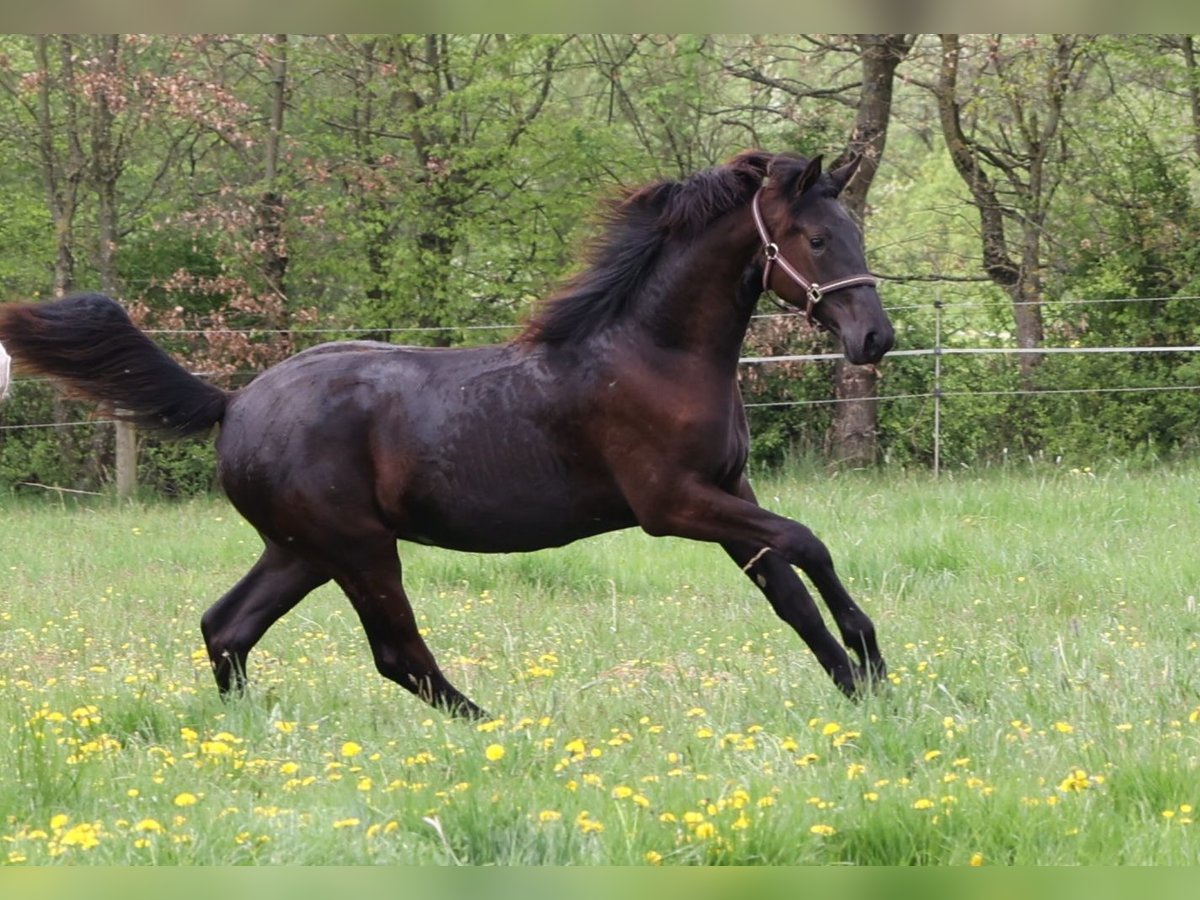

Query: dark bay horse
<box><xmin>0</xmin><ymin>150</ymin><xmax>894</xmax><ymax>718</ymax></box>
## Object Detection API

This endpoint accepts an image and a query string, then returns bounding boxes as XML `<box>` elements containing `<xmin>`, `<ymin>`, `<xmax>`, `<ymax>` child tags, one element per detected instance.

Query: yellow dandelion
<box><xmin>485</xmin><ymin>743</ymin><xmax>506</xmax><ymax>762</ymax></box>
<box><xmin>694</xmin><ymin>822</ymin><xmax>716</xmax><ymax>839</ymax></box>
<box><xmin>538</xmin><ymin>810</ymin><xmax>562</xmax><ymax>823</ymax></box>
<box><xmin>612</xmin><ymin>785</ymin><xmax>634</xmax><ymax>799</ymax></box>
<box><xmin>173</xmin><ymin>792</ymin><xmax>199</xmax><ymax>807</ymax></box>
<box><xmin>332</xmin><ymin>818</ymin><xmax>360</xmax><ymax>829</ymax></box>
<box><xmin>60</xmin><ymin>823</ymin><xmax>101</xmax><ymax>849</ymax></box>
<box><xmin>810</xmin><ymin>823</ymin><xmax>837</xmax><ymax>837</ymax></box>
<box><xmin>969</xmin><ymin>852</ymin><xmax>984</xmax><ymax>866</ymax></box>
<box><xmin>912</xmin><ymin>798</ymin><xmax>935</xmax><ymax>810</ymax></box>
<box><xmin>274</xmin><ymin>721</ymin><xmax>297</xmax><ymax>734</ymax></box>
<box><xmin>822</xmin><ymin>722</ymin><xmax>842</xmax><ymax>736</ymax></box>
<box><xmin>575</xmin><ymin>811</ymin><xmax>604</xmax><ymax>834</ymax></box>
<box><xmin>1054</xmin><ymin>721</ymin><xmax>1074</xmax><ymax>734</ymax></box>
<box><xmin>340</xmin><ymin>741</ymin><xmax>363</xmax><ymax>758</ymax></box>
<box><xmin>645</xmin><ymin>850</ymin><xmax>663</xmax><ymax>865</ymax></box>
<box><xmin>135</xmin><ymin>818</ymin><xmax>164</xmax><ymax>833</ymax></box>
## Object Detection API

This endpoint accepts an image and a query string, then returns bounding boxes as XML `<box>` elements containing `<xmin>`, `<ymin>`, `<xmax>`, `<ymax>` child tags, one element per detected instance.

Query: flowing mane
<box><xmin>519</xmin><ymin>150</ymin><xmax>778</xmax><ymax>345</ymax></box>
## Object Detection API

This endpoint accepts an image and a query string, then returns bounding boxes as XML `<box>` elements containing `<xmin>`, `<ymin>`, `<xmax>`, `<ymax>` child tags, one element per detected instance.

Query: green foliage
<box><xmin>4</xmin><ymin>34</ymin><xmax>1200</xmax><ymax>490</ymax></box>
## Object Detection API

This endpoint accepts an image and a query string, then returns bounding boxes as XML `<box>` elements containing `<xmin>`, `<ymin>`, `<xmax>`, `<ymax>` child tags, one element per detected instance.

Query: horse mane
<box><xmin>518</xmin><ymin>150</ymin><xmax>785</xmax><ymax>346</ymax></box>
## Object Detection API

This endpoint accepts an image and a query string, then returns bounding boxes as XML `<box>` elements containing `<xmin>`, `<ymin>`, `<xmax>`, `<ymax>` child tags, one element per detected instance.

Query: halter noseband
<box><xmin>751</xmin><ymin>187</ymin><xmax>878</xmax><ymax>326</ymax></box>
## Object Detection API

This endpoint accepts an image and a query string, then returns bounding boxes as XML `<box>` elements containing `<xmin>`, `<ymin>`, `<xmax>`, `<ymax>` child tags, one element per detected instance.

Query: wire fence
<box><xmin>3</xmin><ymin>294</ymin><xmax>1200</xmax><ymax>479</ymax></box>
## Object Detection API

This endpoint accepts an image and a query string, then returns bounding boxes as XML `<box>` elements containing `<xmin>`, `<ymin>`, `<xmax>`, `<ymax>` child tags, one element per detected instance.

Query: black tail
<box><xmin>0</xmin><ymin>293</ymin><xmax>227</xmax><ymax>436</ymax></box>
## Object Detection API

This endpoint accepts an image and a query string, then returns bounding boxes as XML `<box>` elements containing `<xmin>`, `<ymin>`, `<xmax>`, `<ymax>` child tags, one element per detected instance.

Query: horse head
<box><xmin>753</xmin><ymin>153</ymin><xmax>894</xmax><ymax>366</ymax></box>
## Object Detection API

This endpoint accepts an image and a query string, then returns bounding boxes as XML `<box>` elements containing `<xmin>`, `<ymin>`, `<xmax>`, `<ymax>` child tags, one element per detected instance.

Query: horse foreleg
<box><xmin>332</xmin><ymin>542</ymin><xmax>487</xmax><ymax>720</ymax></box>
<box><xmin>201</xmin><ymin>542</ymin><xmax>330</xmax><ymax>695</ymax></box>
<box><xmin>726</xmin><ymin>478</ymin><xmax>886</xmax><ymax>685</ymax></box>
<box><xmin>722</xmin><ymin>539</ymin><xmax>858</xmax><ymax>697</ymax></box>
<box><xmin>635</xmin><ymin>475</ymin><xmax>885</xmax><ymax>697</ymax></box>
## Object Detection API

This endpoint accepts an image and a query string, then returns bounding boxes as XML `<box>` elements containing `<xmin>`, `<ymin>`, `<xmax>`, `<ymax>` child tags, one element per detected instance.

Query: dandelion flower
<box><xmin>173</xmin><ymin>792</ymin><xmax>199</xmax><ymax>807</ymax></box>
<box><xmin>485</xmin><ymin>743</ymin><xmax>505</xmax><ymax>762</ymax></box>
<box><xmin>810</xmin><ymin>824</ymin><xmax>837</xmax><ymax>837</ymax></box>
<box><xmin>340</xmin><ymin>741</ymin><xmax>363</xmax><ymax>758</ymax></box>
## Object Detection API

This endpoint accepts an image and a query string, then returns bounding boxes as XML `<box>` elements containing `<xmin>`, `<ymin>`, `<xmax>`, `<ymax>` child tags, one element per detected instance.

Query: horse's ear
<box><xmin>829</xmin><ymin>154</ymin><xmax>863</xmax><ymax>196</ymax></box>
<box><xmin>771</xmin><ymin>153</ymin><xmax>823</xmax><ymax>198</ymax></box>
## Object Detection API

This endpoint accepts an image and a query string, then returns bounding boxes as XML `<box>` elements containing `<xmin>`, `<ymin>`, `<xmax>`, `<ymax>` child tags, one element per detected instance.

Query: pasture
<box><xmin>1</xmin><ymin>463</ymin><xmax>1198</xmax><ymax>865</ymax></box>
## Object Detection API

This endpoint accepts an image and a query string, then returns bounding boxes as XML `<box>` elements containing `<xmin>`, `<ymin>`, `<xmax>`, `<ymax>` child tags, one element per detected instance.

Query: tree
<box><xmin>307</xmin><ymin>34</ymin><xmax>578</xmax><ymax>341</ymax></box>
<box><xmin>933</xmin><ymin>34</ymin><xmax>1097</xmax><ymax>386</ymax></box>
<box><xmin>0</xmin><ymin>36</ymin><xmax>87</xmax><ymax>296</ymax></box>
<box><xmin>827</xmin><ymin>34</ymin><xmax>914</xmax><ymax>467</ymax></box>
<box><xmin>719</xmin><ymin>34</ymin><xmax>912</xmax><ymax>465</ymax></box>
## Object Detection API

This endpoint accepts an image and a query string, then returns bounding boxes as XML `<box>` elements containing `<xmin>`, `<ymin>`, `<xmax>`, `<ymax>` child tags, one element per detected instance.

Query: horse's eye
<box><xmin>809</xmin><ymin>235</ymin><xmax>827</xmax><ymax>253</ymax></box>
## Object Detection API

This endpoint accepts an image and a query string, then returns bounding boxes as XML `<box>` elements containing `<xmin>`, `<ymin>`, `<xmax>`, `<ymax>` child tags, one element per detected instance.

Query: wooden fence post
<box><xmin>115</xmin><ymin>415</ymin><xmax>137</xmax><ymax>501</ymax></box>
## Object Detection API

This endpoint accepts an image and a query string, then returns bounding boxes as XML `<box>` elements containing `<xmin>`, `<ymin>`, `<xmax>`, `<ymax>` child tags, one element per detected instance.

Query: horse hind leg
<box><xmin>201</xmin><ymin>541</ymin><xmax>330</xmax><ymax>695</ymax></box>
<box><xmin>332</xmin><ymin>539</ymin><xmax>487</xmax><ymax>720</ymax></box>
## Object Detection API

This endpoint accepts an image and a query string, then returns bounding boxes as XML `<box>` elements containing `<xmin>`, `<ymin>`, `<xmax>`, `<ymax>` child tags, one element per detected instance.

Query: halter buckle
<box><xmin>763</xmin><ymin>242</ymin><xmax>779</xmax><ymax>261</ymax></box>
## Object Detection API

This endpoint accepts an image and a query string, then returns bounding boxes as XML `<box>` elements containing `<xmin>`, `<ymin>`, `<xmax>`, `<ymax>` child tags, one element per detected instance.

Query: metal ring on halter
<box><xmin>808</xmin><ymin>285</ymin><xmax>823</xmax><ymax>304</ymax></box>
<box><xmin>764</xmin><ymin>243</ymin><xmax>779</xmax><ymax>261</ymax></box>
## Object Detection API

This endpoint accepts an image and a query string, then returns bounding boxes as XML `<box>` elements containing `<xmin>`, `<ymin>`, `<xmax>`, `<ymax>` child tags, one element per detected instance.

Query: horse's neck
<box><xmin>631</xmin><ymin>209</ymin><xmax>760</xmax><ymax>367</ymax></box>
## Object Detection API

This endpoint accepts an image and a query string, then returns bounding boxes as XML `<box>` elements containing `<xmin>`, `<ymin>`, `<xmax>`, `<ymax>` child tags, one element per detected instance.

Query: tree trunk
<box><xmin>1181</xmin><ymin>35</ymin><xmax>1200</xmax><ymax>162</ymax></box>
<box><xmin>826</xmin><ymin>34</ymin><xmax>912</xmax><ymax>467</ymax></box>
<box><xmin>258</xmin><ymin>35</ymin><xmax>289</xmax><ymax>320</ymax></box>
<box><xmin>33</xmin><ymin>35</ymin><xmax>84</xmax><ymax>297</ymax></box>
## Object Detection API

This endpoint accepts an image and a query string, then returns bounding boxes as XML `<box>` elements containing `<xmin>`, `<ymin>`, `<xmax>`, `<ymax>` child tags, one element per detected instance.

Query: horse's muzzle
<box><xmin>844</xmin><ymin>323</ymin><xmax>894</xmax><ymax>366</ymax></box>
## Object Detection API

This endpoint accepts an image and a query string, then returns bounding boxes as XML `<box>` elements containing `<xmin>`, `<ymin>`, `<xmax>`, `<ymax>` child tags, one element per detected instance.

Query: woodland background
<box><xmin>3</xmin><ymin>34</ymin><xmax>1200</xmax><ymax>496</ymax></box>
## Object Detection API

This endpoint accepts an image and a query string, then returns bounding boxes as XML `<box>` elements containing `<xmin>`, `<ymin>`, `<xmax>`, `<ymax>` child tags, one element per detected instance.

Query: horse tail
<box><xmin>0</xmin><ymin>293</ymin><xmax>228</xmax><ymax>437</ymax></box>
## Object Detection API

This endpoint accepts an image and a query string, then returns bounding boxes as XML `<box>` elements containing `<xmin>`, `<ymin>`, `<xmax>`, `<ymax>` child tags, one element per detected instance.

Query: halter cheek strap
<box><xmin>751</xmin><ymin>188</ymin><xmax>878</xmax><ymax>325</ymax></box>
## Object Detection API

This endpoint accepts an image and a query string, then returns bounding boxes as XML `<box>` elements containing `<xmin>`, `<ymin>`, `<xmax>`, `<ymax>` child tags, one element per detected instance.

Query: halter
<box><xmin>751</xmin><ymin>187</ymin><xmax>878</xmax><ymax>326</ymax></box>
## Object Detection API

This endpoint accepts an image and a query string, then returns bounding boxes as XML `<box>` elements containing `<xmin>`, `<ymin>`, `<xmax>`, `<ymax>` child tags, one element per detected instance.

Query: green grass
<box><xmin>2</xmin><ymin>463</ymin><xmax>1199</xmax><ymax>864</ymax></box>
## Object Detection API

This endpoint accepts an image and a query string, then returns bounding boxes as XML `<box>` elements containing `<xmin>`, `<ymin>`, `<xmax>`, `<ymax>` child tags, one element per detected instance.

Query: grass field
<box><xmin>1</xmin><ymin>462</ymin><xmax>1199</xmax><ymax>865</ymax></box>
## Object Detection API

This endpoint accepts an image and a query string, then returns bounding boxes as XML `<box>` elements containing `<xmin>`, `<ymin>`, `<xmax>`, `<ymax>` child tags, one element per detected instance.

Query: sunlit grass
<box><xmin>2</xmin><ymin>462</ymin><xmax>1199</xmax><ymax>863</ymax></box>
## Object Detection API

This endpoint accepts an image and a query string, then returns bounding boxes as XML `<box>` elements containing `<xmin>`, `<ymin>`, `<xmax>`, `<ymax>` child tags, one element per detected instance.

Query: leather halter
<box><xmin>750</xmin><ymin>187</ymin><xmax>878</xmax><ymax>326</ymax></box>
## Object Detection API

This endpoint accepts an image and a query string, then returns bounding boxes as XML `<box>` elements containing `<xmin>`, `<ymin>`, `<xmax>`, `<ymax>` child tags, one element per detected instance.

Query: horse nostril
<box><xmin>863</xmin><ymin>328</ymin><xmax>895</xmax><ymax>361</ymax></box>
